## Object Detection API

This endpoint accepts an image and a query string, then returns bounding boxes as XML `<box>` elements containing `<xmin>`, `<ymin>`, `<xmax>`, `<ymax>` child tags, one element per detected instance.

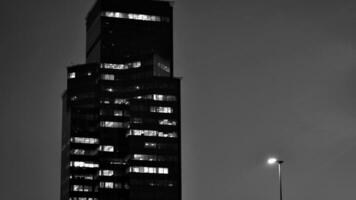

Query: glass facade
<box><xmin>102</xmin><ymin>12</ymin><xmax>170</xmax><ymax>22</ymax></box>
<box><xmin>61</xmin><ymin>1</ymin><xmax>180</xmax><ymax>200</ymax></box>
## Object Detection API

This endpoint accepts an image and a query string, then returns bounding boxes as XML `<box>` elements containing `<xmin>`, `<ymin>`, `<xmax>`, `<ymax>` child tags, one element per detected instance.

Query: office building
<box><xmin>61</xmin><ymin>1</ymin><xmax>181</xmax><ymax>200</ymax></box>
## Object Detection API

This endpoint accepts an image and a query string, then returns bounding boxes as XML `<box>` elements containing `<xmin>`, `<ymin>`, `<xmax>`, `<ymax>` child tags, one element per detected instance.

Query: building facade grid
<box><xmin>61</xmin><ymin>1</ymin><xmax>181</xmax><ymax>200</ymax></box>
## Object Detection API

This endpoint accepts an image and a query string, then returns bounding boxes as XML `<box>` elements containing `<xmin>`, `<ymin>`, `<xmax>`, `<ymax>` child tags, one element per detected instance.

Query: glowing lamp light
<box><xmin>266</xmin><ymin>157</ymin><xmax>284</xmax><ymax>200</ymax></box>
<box><xmin>267</xmin><ymin>157</ymin><xmax>278</xmax><ymax>165</ymax></box>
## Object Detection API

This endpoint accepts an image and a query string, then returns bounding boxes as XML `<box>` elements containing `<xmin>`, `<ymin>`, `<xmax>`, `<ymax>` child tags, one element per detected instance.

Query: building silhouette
<box><xmin>61</xmin><ymin>1</ymin><xmax>181</xmax><ymax>200</ymax></box>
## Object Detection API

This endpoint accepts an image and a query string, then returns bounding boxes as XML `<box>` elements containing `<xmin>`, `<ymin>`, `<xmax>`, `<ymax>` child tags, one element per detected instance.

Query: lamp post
<box><xmin>267</xmin><ymin>158</ymin><xmax>284</xmax><ymax>200</ymax></box>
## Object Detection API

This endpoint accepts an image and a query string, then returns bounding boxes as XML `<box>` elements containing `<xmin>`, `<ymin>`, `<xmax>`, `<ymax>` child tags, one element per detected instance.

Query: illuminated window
<box><xmin>87</xmin><ymin>72</ymin><xmax>92</xmax><ymax>76</ymax></box>
<box><xmin>134</xmin><ymin>94</ymin><xmax>176</xmax><ymax>101</ymax></box>
<box><xmin>68</xmin><ymin>72</ymin><xmax>76</xmax><ymax>79</ymax></box>
<box><xmin>127</xmin><ymin>130</ymin><xmax>177</xmax><ymax>138</ymax></box>
<box><xmin>99</xmin><ymin>98</ymin><xmax>129</xmax><ymax>105</ymax></box>
<box><xmin>71</xmin><ymin>149</ymin><xmax>85</xmax><ymax>155</ymax></box>
<box><xmin>158</xmin><ymin>119</ymin><xmax>177</xmax><ymax>126</ymax></box>
<box><xmin>158</xmin><ymin>132</ymin><xmax>178</xmax><ymax>138</ymax></box>
<box><xmin>110</xmin><ymin>160</ymin><xmax>125</xmax><ymax>165</ymax></box>
<box><xmin>102</xmin><ymin>63</ymin><xmax>124</xmax><ymax>69</ymax></box>
<box><xmin>134</xmin><ymin>96</ymin><xmax>142</xmax><ymax>99</ymax></box>
<box><xmin>70</xmin><ymin>96</ymin><xmax>78</xmax><ymax>101</ymax></box>
<box><xmin>70</xmin><ymin>161</ymin><xmax>99</xmax><ymax>168</ymax></box>
<box><xmin>72</xmin><ymin>185</ymin><xmax>92</xmax><ymax>192</ymax></box>
<box><xmin>133</xmin><ymin>154</ymin><xmax>155</xmax><ymax>161</ymax></box>
<box><xmin>114</xmin><ymin>110</ymin><xmax>123</xmax><ymax>116</ymax></box>
<box><xmin>100</xmin><ymin>100</ymin><xmax>111</xmax><ymax>104</ymax></box>
<box><xmin>71</xmin><ymin>149</ymin><xmax>97</xmax><ymax>156</ymax></box>
<box><xmin>106</xmin><ymin>88</ymin><xmax>114</xmax><ymax>92</ymax></box>
<box><xmin>152</xmin><ymin>94</ymin><xmax>163</xmax><ymax>101</ymax></box>
<box><xmin>71</xmin><ymin>175</ymin><xmax>94</xmax><ymax>180</ymax></box>
<box><xmin>100</xmin><ymin>182</ymin><xmax>114</xmax><ymax>189</ymax></box>
<box><xmin>130</xmin><ymin>154</ymin><xmax>176</xmax><ymax>162</ymax></box>
<box><xmin>150</xmin><ymin>106</ymin><xmax>173</xmax><ymax>113</ymax></box>
<box><xmin>100</xmin><ymin>121</ymin><xmax>123</xmax><ymax>128</ymax></box>
<box><xmin>101</xmin><ymin>74</ymin><xmax>115</xmax><ymax>80</ymax></box>
<box><xmin>100</xmin><ymin>61</ymin><xmax>141</xmax><ymax>70</ymax></box>
<box><xmin>114</xmin><ymin>98</ymin><xmax>129</xmax><ymax>105</ymax></box>
<box><xmin>99</xmin><ymin>170</ymin><xmax>114</xmax><ymax>176</ymax></box>
<box><xmin>144</xmin><ymin>142</ymin><xmax>157</xmax><ymax>149</ymax></box>
<box><xmin>73</xmin><ymin>185</ymin><xmax>81</xmax><ymax>191</ymax></box>
<box><xmin>129</xmin><ymin>13</ymin><xmax>155</xmax><ymax>21</ymax></box>
<box><xmin>157</xmin><ymin>62</ymin><xmax>170</xmax><ymax>73</ymax></box>
<box><xmin>99</xmin><ymin>109</ymin><xmax>123</xmax><ymax>117</ymax></box>
<box><xmin>132</xmin><ymin>62</ymin><xmax>141</xmax><ymax>68</ymax></box>
<box><xmin>128</xmin><ymin>167</ymin><xmax>169</xmax><ymax>174</ymax></box>
<box><xmin>158</xmin><ymin>168</ymin><xmax>169</xmax><ymax>174</ymax></box>
<box><xmin>154</xmin><ymin>94</ymin><xmax>176</xmax><ymax>101</ymax></box>
<box><xmin>99</xmin><ymin>145</ymin><xmax>114</xmax><ymax>152</ymax></box>
<box><xmin>102</xmin><ymin>12</ymin><xmax>169</xmax><ymax>22</ymax></box>
<box><xmin>132</xmin><ymin>154</ymin><xmax>158</xmax><ymax>161</ymax></box>
<box><xmin>130</xmin><ymin>129</ymin><xmax>156</xmax><ymax>137</ymax></box>
<box><xmin>70</xmin><ymin>137</ymin><xmax>99</xmax><ymax>144</ymax></box>
<box><xmin>105</xmin><ymin>182</ymin><xmax>114</xmax><ymax>189</ymax></box>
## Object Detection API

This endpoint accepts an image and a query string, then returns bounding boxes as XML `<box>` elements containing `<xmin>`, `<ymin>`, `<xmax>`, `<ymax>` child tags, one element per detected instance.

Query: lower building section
<box><xmin>61</xmin><ymin>56</ymin><xmax>181</xmax><ymax>200</ymax></box>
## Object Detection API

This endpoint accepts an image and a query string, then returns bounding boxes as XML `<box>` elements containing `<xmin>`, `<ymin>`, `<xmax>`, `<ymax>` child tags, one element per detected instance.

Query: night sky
<box><xmin>1</xmin><ymin>0</ymin><xmax>356</xmax><ymax>200</ymax></box>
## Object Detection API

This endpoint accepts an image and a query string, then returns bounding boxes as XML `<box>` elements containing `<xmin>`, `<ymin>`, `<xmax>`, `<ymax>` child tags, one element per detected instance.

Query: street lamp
<box><xmin>267</xmin><ymin>157</ymin><xmax>284</xmax><ymax>200</ymax></box>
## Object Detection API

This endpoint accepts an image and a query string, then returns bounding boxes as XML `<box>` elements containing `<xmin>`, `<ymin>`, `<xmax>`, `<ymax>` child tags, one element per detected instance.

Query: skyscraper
<box><xmin>61</xmin><ymin>1</ymin><xmax>181</xmax><ymax>200</ymax></box>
